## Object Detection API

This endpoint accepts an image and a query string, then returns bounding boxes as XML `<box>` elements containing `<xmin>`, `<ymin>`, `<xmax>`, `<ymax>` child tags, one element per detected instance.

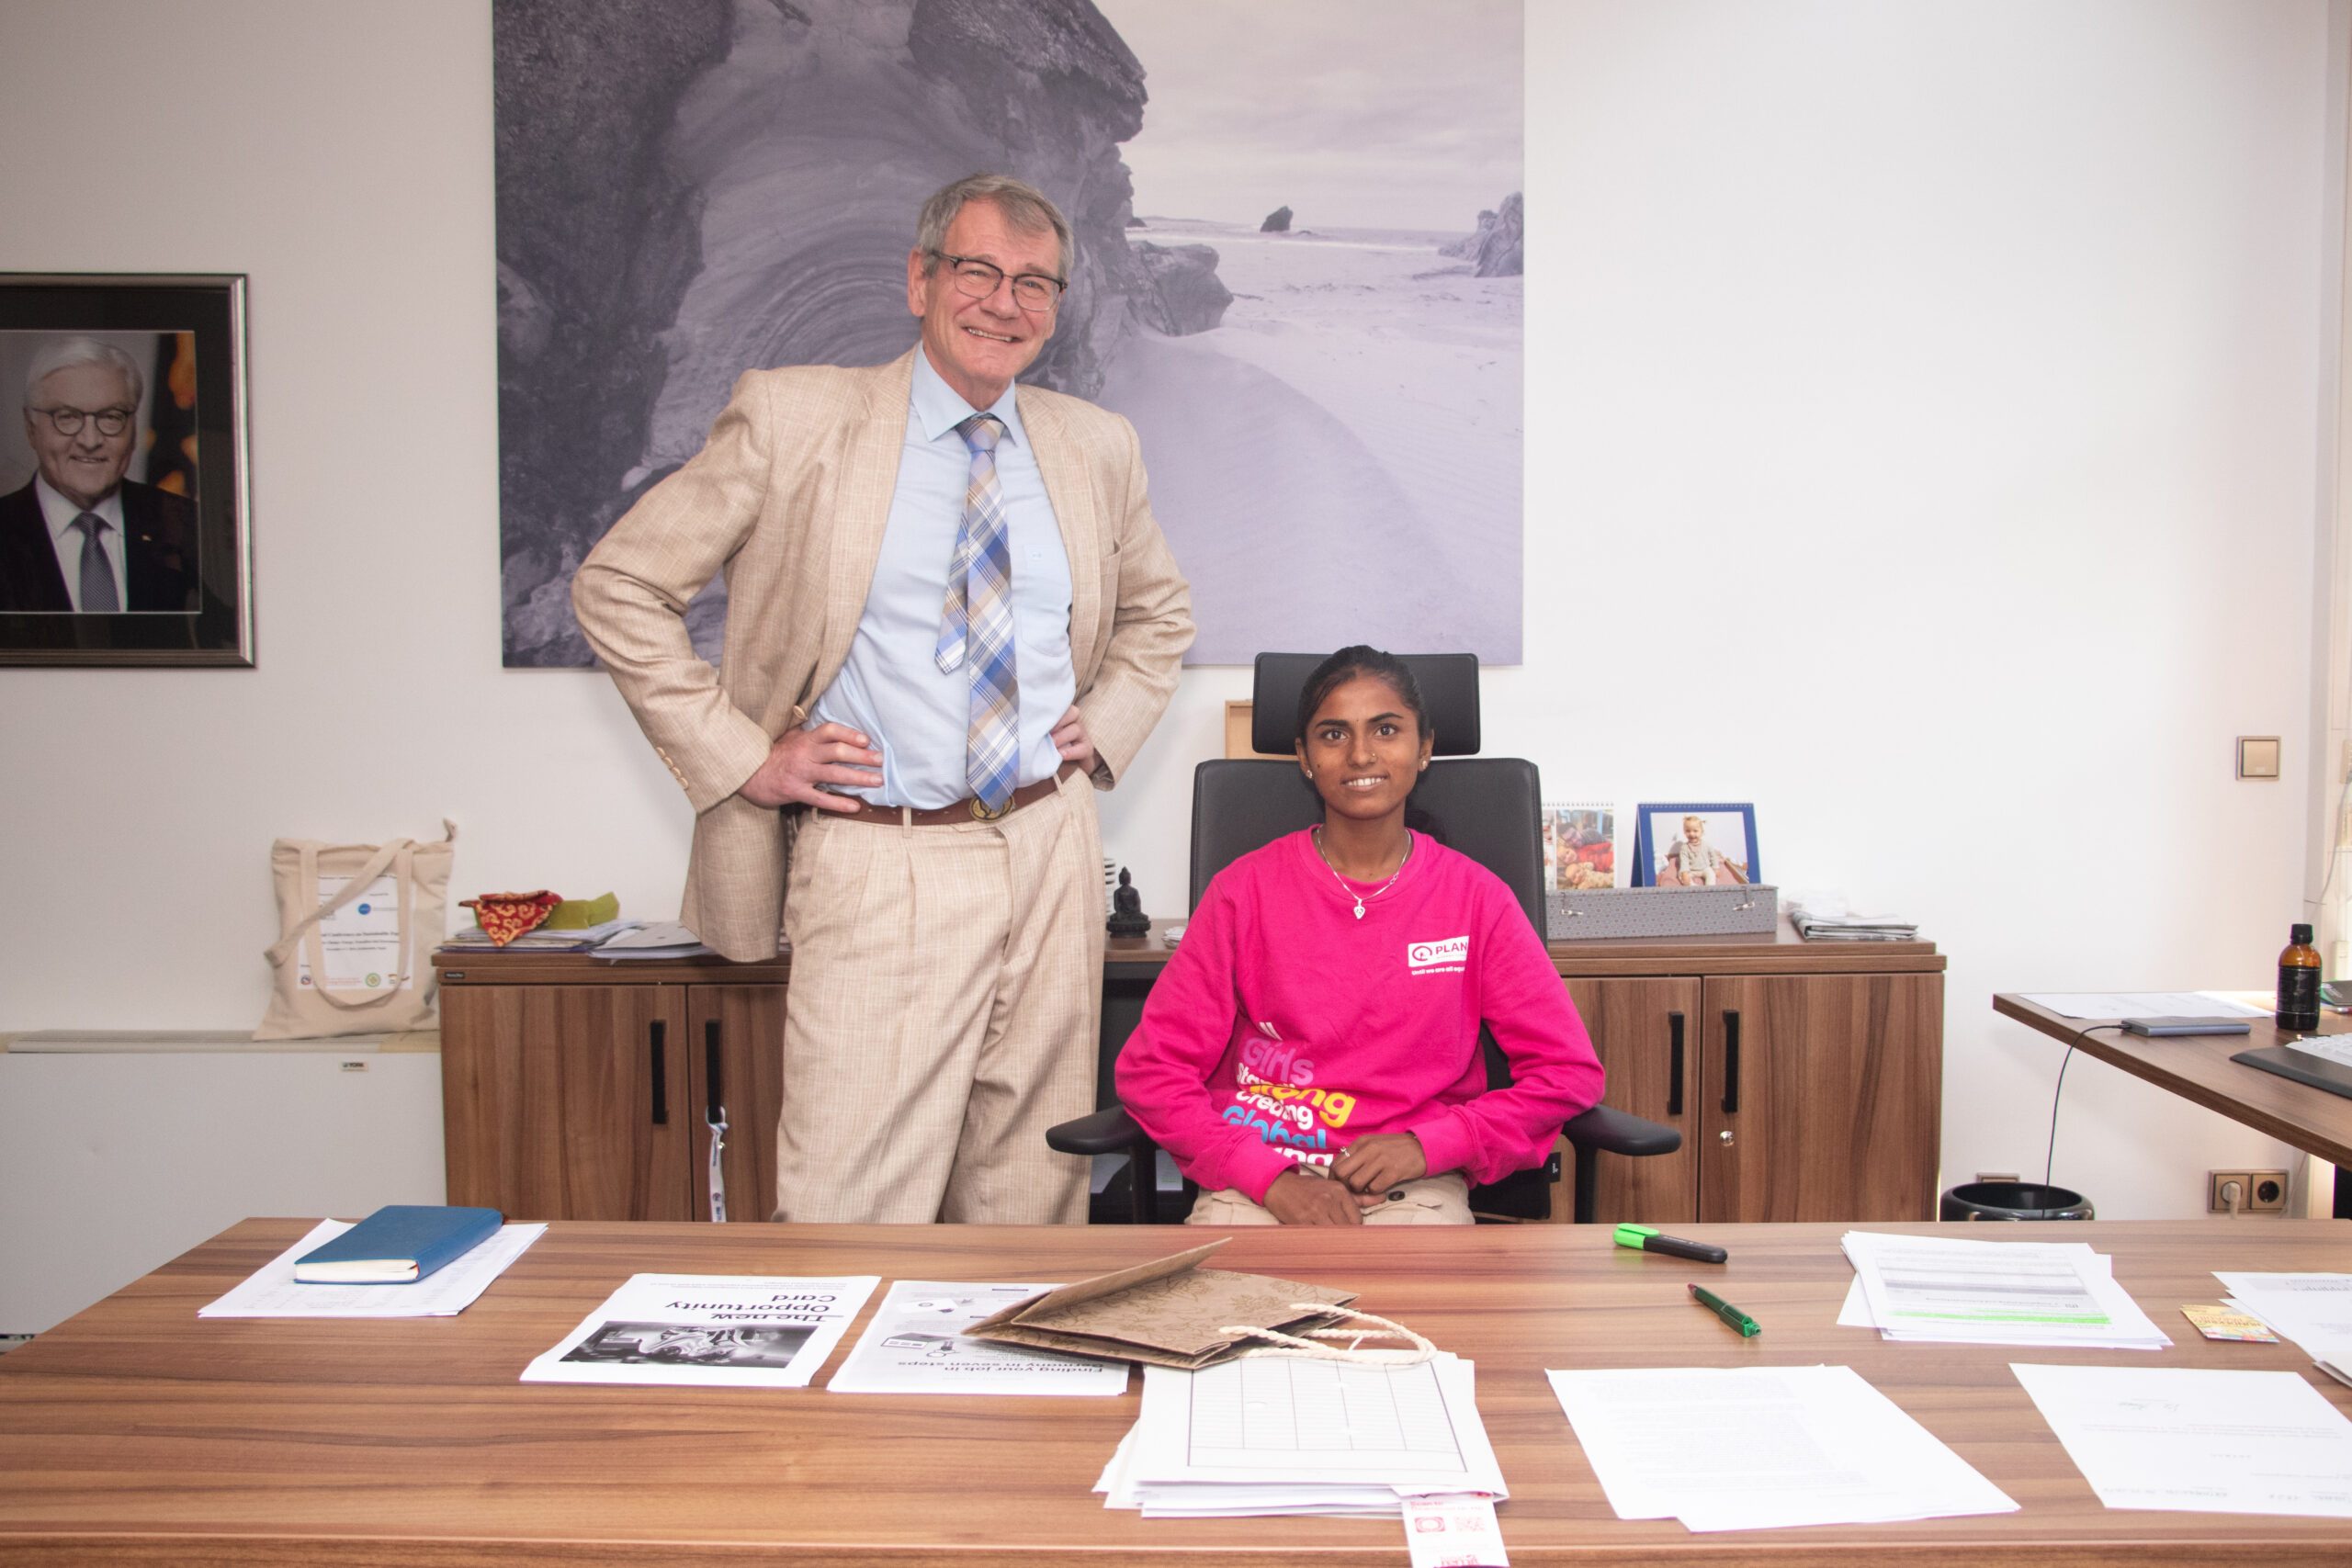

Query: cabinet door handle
<box><xmin>704</xmin><ymin>1019</ymin><xmax>725</xmax><ymax>1122</ymax></box>
<box><xmin>1667</xmin><ymin>1011</ymin><xmax>1685</xmax><ymax>1117</ymax></box>
<box><xmin>650</xmin><ymin>1021</ymin><xmax>669</xmax><ymax>1125</ymax></box>
<box><xmin>1721</xmin><ymin>1010</ymin><xmax>1741</xmax><ymax>1115</ymax></box>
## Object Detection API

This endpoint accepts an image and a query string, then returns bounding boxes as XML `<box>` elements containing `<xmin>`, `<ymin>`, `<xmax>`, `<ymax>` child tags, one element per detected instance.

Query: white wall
<box><xmin>0</xmin><ymin>0</ymin><xmax>2338</xmax><ymax>1221</ymax></box>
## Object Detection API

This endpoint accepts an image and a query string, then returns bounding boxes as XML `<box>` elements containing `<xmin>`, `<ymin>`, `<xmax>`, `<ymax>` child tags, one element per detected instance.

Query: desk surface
<box><xmin>3</xmin><ymin>1218</ymin><xmax>2348</xmax><ymax>1565</ymax></box>
<box><xmin>1992</xmin><ymin>995</ymin><xmax>2352</xmax><ymax>1169</ymax></box>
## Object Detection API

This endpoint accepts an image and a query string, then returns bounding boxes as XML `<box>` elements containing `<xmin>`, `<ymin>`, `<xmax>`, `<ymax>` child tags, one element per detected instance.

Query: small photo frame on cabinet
<box><xmin>0</xmin><ymin>274</ymin><xmax>252</xmax><ymax>666</ymax></box>
<box><xmin>1634</xmin><ymin>802</ymin><xmax>1758</xmax><ymax>888</ymax></box>
<box><xmin>1543</xmin><ymin>801</ymin><xmax>1624</xmax><ymax>890</ymax></box>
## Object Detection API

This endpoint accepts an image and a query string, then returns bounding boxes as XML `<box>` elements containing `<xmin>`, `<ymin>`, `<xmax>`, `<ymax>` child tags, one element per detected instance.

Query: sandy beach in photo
<box><xmin>1097</xmin><ymin>220</ymin><xmax>1522</xmax><ymax>663</ymax></box>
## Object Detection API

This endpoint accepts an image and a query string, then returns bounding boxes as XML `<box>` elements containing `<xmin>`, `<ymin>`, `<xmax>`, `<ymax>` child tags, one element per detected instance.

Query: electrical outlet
<box><xmin>2208</xmin><ymin>1169</ymin><xmax>2291</xmax><ymax>1213</ymax></box>
<box><xmin>1975</xmin><ymin>1171</ymin><xmax>2020</xmax><ymax>1184</ymax></box>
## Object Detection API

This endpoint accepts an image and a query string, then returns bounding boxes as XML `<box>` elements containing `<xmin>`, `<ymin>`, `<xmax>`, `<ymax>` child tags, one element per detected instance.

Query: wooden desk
<box><xmin>4</xmin><ymin>1217</ymin><xmax>2347</xmax><ymax>1564</ymax></box>
<box><xmin>1992</xmin><ymin>995</ymin><xmax>2352</xmax><ymax>1215</ymax></box>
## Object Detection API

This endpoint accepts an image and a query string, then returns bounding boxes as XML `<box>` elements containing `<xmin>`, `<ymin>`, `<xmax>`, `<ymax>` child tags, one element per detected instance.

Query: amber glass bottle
<box><xmin>2276</xmin><ymin>922</ymin><xmax>2322</xmax><ymax>1032</ymax></box>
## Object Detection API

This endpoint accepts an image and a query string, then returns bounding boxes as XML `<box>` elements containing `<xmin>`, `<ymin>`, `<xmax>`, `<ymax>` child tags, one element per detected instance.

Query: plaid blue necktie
<box><xmin>934</xmin><ymin>413</ymin><xmax>1019</xmax><ymax>812</ymax></box>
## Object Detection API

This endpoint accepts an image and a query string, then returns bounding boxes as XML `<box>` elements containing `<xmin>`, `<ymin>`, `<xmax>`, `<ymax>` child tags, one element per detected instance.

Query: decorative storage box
<box><xmin>1547</xmin><ymin>885</ymin><xmax>1779</xmax><ymax>941</ymax></box>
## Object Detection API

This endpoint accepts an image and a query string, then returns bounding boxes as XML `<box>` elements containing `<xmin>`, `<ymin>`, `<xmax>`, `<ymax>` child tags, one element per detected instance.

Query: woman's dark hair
<box><xmin>1292</xmin><ymin>645</ymin><xmax>1434</xmax><ymax>746</ymax></box>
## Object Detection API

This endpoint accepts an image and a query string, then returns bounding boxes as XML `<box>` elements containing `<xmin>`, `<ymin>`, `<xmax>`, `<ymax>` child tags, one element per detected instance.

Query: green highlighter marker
<box><xmin>1689</xmin><ymin>1283</ymin><xmax>1760</xmax><ymax>1337</ymax></box>
<box><xmin>1612</xmin><ymin>1223</ymin><xmax>1728</xmax><ymax>1264</ymax></box>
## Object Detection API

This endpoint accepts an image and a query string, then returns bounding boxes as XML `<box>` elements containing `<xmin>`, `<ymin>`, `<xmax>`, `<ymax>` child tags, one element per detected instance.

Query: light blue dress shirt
<box><xmin>808</xmin><ymin>347</ymin><xmax>1077</xmax><ymax>809</ymax></box>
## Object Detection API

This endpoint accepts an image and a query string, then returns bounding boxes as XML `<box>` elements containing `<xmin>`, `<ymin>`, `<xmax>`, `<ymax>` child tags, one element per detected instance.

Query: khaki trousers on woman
<box><xmin>1186</xmin><ymin>1171</ymin><xmax>1473</xmax><ymax>1226</ymax></box>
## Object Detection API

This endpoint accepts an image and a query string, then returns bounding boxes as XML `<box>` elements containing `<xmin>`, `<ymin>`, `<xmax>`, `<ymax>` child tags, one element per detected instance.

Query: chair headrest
<box><xmin>1250</xmin><ymin>652</ymin><xmax>1482</xmax><ymax>757</ymax></box>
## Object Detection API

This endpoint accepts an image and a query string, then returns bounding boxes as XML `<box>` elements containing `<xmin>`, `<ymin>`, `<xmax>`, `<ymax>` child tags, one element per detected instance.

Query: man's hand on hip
<box><xmin>1052</xmin><ymin>705</ymin><xmax>1096</xmax><ymax>775</ymax></box>
<box><xmin>738</xmin><ymin>723</ymin><xmax>883</xmax><ymax>811</ymax></box>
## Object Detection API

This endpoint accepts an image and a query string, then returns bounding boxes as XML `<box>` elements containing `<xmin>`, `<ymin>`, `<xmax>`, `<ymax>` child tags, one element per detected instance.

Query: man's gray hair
<box><xmin>915</xmin><ymin>174</ymin><xmax>1073</xmax><ymax>280</ymax></box>
<box><xmin>24</xmin><ymin>336</ymin><xmax>144</xmax><ymax>410</ymax></box>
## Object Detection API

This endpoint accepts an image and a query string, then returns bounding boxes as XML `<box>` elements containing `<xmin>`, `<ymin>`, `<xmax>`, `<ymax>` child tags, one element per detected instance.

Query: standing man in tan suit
<box><xmin>573</xmin><ymin>175</ymin><xmax>1193</xmax><ymax>1224</ymax></box>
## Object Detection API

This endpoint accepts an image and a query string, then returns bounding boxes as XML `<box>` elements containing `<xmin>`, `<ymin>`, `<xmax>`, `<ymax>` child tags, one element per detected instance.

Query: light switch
<box><xmin>2237</xmin><ymin>736</ymin><xmax>2280</xmax><ymax>780</ymax></box>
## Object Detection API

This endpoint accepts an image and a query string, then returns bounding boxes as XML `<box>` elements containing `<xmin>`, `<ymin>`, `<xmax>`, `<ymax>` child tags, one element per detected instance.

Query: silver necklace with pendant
<box><xmin>1313</xmin><ymin>827</ymin><xmax>1413</xmax><ymax>919</ymax></box>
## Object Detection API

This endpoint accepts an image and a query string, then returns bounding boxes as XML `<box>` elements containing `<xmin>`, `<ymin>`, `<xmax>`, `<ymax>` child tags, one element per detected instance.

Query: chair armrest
<box><xmin>1563</xmin><ymin>1103</ymin><xmax>1682</xmax><ymax>1158</ymax></box>
<box><xmin>1046</xmin><ymin>1104</ymin><xmax>1150</xmax><ymax>1156</ymax></box>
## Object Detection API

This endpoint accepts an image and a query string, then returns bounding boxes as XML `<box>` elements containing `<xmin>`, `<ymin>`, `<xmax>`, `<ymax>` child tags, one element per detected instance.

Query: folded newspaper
<box><xmin>967</xmin><ymin>1239</ymin><xmax>1355</xmax><ymax>1371</ymax></box>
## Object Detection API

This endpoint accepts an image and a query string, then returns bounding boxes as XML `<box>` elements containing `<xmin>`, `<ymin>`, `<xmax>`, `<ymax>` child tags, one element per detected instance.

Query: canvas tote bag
<box><xmin>255</xmin><ymin>820</ymin><xmax>456</xmax><ymax>1040</ymax></box>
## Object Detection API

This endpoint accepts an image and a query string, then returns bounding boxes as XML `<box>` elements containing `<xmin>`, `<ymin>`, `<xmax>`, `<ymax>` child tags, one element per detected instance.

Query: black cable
<box><xmin>2045</xmin><ymin>1024</ymin><xmax>2128</xmax><ymax>1188</ymax></box>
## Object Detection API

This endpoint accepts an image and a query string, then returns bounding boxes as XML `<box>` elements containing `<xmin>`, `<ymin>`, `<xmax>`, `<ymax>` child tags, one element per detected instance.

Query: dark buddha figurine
<box><xmin>1106</xmin><ymin>867</ymin><xmax>1150</xmax><ymax>937</ymax></box>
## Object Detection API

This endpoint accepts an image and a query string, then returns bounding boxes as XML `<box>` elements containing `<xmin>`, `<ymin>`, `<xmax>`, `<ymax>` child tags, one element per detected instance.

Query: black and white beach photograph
<box><xmin>494</xmin><ymin>0</ymin><xmax>1522</xmax><ymax>667</ymax></box>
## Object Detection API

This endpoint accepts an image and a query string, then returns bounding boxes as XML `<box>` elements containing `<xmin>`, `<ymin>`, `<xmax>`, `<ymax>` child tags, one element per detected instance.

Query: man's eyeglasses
<box><xmin>29</xmin><ymin>405</ymin><xmax>133</xmax><ymax>438</ymax></box>
<box><xmin>934</xmin><ymin>254</ymin><xmax>1066</xmax><ymax>314</ymax></box>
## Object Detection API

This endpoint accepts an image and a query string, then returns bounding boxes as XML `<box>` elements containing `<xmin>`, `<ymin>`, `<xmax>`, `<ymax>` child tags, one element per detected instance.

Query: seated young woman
<box><xmin>1116</xmin><ymin>646</ymin><xmax>1605</xmax><ymax>1225</ymax></box>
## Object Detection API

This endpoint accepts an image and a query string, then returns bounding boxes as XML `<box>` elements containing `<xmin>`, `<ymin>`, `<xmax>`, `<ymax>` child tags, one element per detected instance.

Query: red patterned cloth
<box><xmin>460</xmin><ymin>890</ymin><xmax>563</xmax><ymax>946</ymax></box>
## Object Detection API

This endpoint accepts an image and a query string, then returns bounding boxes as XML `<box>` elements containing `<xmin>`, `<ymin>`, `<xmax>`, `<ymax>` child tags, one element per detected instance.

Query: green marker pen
<box><xmin>1613</xmin><ymin>1224</ymin><xmax>1727</xmax><ymax>1264</ymax></box>
<box><xmin>1689</xmin><ymin>1282</ymin><xmax>1760</xmax><ymax>1337</ymax></box>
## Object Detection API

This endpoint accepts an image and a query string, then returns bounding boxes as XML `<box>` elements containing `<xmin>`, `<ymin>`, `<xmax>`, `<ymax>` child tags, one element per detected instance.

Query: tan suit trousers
<box><xmin>773</xmin><ymin>769</ymin><xmax>1102</xmax><ymax>1224</ymax></box>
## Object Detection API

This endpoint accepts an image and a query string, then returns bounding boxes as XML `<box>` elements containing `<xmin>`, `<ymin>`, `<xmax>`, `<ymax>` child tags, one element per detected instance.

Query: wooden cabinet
<box><xmin>1553</xmin><ymin>931</ymin><xmax>1944</xmax><ymax>1225</ymax></box>
<box><xmin>433</xmin><ymin>923</ymin><xmax>1939</xmax><ymax>1229</ymax></box>
<box><xmin>435</xmin><ymin>953</ymin><xmax>787</xmax><ymax>1223</ymax></box>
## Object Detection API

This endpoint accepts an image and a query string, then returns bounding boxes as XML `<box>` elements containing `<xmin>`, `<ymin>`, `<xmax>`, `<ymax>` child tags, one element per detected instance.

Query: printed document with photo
<box><xmin>522</xmin><ymin>1272</ymin><xmax>877</xmax><ymax>1389</ymax></box>
<box><xmin>828</xmin><ymin>1280</ymin><xmax>1129</xmax><ymax>1395</ymax></box>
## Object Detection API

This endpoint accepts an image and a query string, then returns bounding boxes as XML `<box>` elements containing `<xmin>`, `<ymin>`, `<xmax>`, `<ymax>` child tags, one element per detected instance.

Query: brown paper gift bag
<box><xmin>255</xmin><ymin>820</ymin><xmax>455</xmax><ymax>1040</ymax></box>
<box><xmin>966</xmin><ymin>1239</ymin><xmax>1357</xmax><ymax>1371</ymax></box>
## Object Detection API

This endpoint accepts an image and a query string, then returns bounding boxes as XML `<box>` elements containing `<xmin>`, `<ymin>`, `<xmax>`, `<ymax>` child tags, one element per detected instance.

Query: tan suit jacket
<box><xmin>572</xmin><ymin>349</ymin><xmax>1193</xmax><ymax>961</ymax></box>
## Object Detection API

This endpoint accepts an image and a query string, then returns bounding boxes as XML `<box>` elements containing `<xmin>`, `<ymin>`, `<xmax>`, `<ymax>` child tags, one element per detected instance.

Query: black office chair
<box><xmin>1049</xmin><ymin>652</ymin><xmax>1680</xmax><ymax>1224</ymax></box>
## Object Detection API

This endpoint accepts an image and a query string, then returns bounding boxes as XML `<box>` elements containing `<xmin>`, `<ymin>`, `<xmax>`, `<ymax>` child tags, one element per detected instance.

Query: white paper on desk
<box><xmin>2012</xmin><ymin>1362</ymin><xmax>2352</xmax><ymax>1517</ymax></box>
<box><xmin>1548</xmin><ymin>1364</ymin><xmax>2017</xmax><ymax>1532</ymax></box>
<box><xmin>826</xmin><ymin>1280</ymin><xmax>1128</xmax><ymax>1395</ymax></box>
<box><xmin>1114</xmin><ymin>1354</ymin><xmax>1504</xmax><ymax>1517</ymax></box>
<box><xmin>2281</xmin><ymin>1035</ymin><xmax>2352</xmax><ymax>1068</ymax></box>
<box><xmin>2215</xmin><ymin>1273</ymin><xmax>2352</xmax><ymax>1362</ymax></box>
<box><xmin>521</xmin><ymin>1272</ymin><xmax>876</xmax><ymax>1389</ymax></box>
<box><xmin>1843</xmin><ymin>1232</ymin><xmax>2166</xmax><ymax>1348</ymax></box>
<box><xmin>1838</xmin><ymin>1246</ymin><xmax>2119</xmax><ymax>1336</ymax></box>
<box><xmin>198</xmin><ymin>1219</ymin><xmax>545</xmax><ymax>1318</ymax></box>
<box><xmin>2016</xmin><ymin>991</ymin><xmax>2265</xmax><ymax>1021</ymax></box>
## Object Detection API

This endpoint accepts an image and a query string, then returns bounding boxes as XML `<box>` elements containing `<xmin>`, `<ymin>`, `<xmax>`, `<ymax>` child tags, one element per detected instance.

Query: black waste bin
<box><xmin>1939</xmin><ymin>1180</ymin><xmax>2094</xmax><ymax>1221</ymax></box>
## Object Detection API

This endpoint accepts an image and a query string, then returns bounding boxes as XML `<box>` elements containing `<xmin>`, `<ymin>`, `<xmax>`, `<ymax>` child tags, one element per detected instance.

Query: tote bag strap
<box><xmin>266</xmin><ymin>839</ymin><xmax>414</xmax><ymax>1010</ymax></box>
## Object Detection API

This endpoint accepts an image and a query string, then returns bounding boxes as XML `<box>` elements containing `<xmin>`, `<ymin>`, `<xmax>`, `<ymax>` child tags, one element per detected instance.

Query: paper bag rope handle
<box><xmin>1216</xmin><ymin>1305</ymin><xmax>1436</xmax><ymax>1366</ymax></box>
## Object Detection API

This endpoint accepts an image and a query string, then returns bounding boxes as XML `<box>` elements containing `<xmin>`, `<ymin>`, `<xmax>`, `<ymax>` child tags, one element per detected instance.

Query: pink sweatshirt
<box><xmin>1116</xmin><ymin>829</ymin><xmax>1605</xmax><ymax>1204</ymax></box>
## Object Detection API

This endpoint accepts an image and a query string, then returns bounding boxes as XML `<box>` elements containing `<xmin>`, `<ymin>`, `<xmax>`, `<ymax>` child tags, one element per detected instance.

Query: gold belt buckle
<box><xmin>969</xmin><ymin>796</ymin><xmax>1006</xmax><ymax>821</ymax></box>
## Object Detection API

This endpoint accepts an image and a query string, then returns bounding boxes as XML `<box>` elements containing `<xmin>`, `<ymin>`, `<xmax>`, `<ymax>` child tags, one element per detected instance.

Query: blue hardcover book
<box><xmin>293</xmin><ymin>1205</ymin><xmax>503</xmax><ymax>1284</ymax></box>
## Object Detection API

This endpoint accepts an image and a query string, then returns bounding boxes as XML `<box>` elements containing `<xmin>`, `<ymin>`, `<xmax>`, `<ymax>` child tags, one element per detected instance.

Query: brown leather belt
<box><xmin>830</xmin><ymin>761</ymin><xmax>1081</xmax><ymax>827</ymax></box>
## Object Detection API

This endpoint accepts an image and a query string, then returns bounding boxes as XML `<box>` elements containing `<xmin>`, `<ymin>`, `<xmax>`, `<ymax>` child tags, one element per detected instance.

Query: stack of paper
<box><xmin>2213</xmin><ymin>1272</ymin><xmax>2352</xmax><ymax>1378</ymax></box>
<box><xmin>1096</xmin><ymin>1353</ymin><xmax>1505</xmax><ymax>1517</ymax></box>
<box><xmin>592</xmin><ymin>921</ymin><xmax>717</xmax><ymax>961</ymax></box>
<box><xmin>2013</xmin><ymin>1363</ymin><xmax>2352</xmax><ymax>1517</ymax></box>
<box><xmin>1784</xmin><ymin>896</ymin><xmax>1917</xmax><ymax>942</ymax></box>
<box><xmin>1549</xmin><ymin>1365</ymin><xmax>2017</xmax><ymax>1531</ymax></box>
<box><xmin>1840</xmin><ymin>1232</ymin><xmax>2170</xmax><ymax>1349</ymax></box>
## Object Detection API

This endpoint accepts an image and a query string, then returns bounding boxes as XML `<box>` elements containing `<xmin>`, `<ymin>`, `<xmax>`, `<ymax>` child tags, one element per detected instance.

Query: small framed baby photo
<box><xmin>1634</xmin><ymin>803</ymin><xmax>1758</xmax><ymax>888</ymax></box>
<box><xmin>1543</xmin><ymin>801</ymin><xmax>1623</xmax><ymax>890</ymax></box>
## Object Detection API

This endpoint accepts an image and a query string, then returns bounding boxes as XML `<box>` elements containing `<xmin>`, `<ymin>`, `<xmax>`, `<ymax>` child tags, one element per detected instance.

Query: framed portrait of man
<box><xmin>0</xmin><ymin>275</ymin><xmax>252</xmax><ymax>666</ymax></box>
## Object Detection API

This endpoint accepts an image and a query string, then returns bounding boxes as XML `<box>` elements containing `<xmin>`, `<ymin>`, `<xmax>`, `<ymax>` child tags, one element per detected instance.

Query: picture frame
<box><xmin>1543</xmin><ymin>800</ymin><xmax>1625</xmax><ymax>891</ymax></box>
<box><xmin>0</xmin><ymin>274</ymin><xmax>252</xmax><ymax>666</ymax></box>
<box><xmin>1634</xmin><ymin>803</ymin><xmax>1759</xmax><ymax>888</ymax></box>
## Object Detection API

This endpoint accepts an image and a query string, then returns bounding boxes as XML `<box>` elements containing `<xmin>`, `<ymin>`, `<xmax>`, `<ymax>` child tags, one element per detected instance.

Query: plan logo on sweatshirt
<box><xmin>1407</xmin><ymin>935</ymin><xmax>1468</xmax><ymax>975</ymax></box>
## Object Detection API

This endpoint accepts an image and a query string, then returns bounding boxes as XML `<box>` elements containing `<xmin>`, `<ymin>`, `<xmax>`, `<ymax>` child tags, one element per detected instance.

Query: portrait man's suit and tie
<box><xmin>0</xmin><ymin>337</ymin><xmax>198</xmax><ymax>615</ymax></box>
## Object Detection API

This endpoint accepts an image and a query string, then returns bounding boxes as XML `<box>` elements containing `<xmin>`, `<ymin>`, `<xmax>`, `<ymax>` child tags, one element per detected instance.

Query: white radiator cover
<box><xmin>0</xmin><ymin>1032</ymin><xmax>445</xmax><ymax>1335</ymax></box>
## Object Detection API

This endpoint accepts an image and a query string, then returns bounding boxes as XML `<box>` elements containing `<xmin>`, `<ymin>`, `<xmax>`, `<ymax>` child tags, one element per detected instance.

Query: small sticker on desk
<box><xmin>2181</xmin><ymin>1304</ymin><xmax>2278</xmax><ymax>1342</ymax></box>
<box><xmin>1401</xmin><ymin>1493</ymin><xmax>1507</xmax><ymax>1567</ymax></box>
